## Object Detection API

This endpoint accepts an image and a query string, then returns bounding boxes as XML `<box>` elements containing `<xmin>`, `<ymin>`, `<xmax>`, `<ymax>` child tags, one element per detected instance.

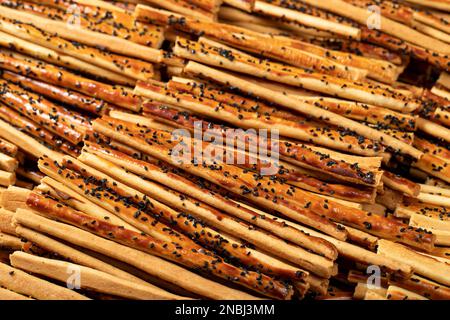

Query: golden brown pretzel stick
<box><xmin>93</xmin><ymin>117</ymin><xmax>433</xmax><ymax>250</ymax></box>
<box><xmin>223</xmin><ymin>0</ymin><xmax>254</xmax><ymax>11</ymax></box>
<box><xmin>183</xmin><ymin>61</ymin><xmax>424</xmax><ymax>159</ymax></box>
<box><xmin>343</xmin><ymin>0</ymin><xmax>414</xmax><ymax>25</ymax></box>
<box><xmin>26</xmin><ymin>192</ymin><xmax>293</xmax><ymax>299</ymax></box>
<box><xmin>253</xmin><ymin>1</ymin><xmax>361</xmax><ymax>39</ymax></box>
<box><xmin>138</xmin><ymin>7</ymin><xmax>369</xmax><ymax>81</ymax></box>
<box><xmin>0</xmin><ymin>261</ymin><xmax>89</xmax><ymax>300</ymax></box>
<box><xmin>299</xmin><ymin>0</ymin><xmax>450</xmax><ymax>54</ymax></box>
<box><xmin>0</xmin><ymin>18</ymin><xmax>155</xmax><ymax>81</ymax></box>
<box><xmin>78</xmin><ymin>151</ymin><xmax>335</xmax><ymax>277</ymax></box>
<box><xmin>238</xmin><ymin>201</ymin><xmax>413</xmax><ymax>278</ymax></box>
<box><xmin>174</xmin><ymin>37</ymin><xmax>419</xmax><ymax>112</ymax></box>
<box><xmin>404</xmin><ymin>0</ymin><xmax>450</xmax><ymax>11</ymax></box>
<box><xmin>141</xmin><ymin>101</ymin><xmax>382</xmax><ymax>187</ymax></box>
<box><xmin>14</xmin><ymin>208</ymin><xmax>259</xmax><ymax>300</ymax></box>
<box><xmin>0</xmin><ymin>51</ymin><xmax>140</xmax><ymax>111</ymax></box>
<box><xmin>413</xmin><ymin>137</ymin><xmax>450</xmax><ymax>162</ymax></box>
<box><xmin>386</xmin><ymin>286</ymin><xmax>428</xmax><ymax>300</ymax></box>
<box><xmin>37</xmin><ymin>176</ymin><xmax>139</xmax><ymax>231</ymax></box>
<box><xmin>390</xmin><ymin>273</ymin><xmax>450</xmax><ymax>300</ymax></box>
<box><xmin>10</xmin><ymin>251</ymin><xmax>187</xmax><ymax>300</ymax></box>
<box><xmin>0</xmin><ymin>287</ymin><xmax>33</xmax><ymax>300</ymax></box>
<box><xmin>413</xmin><ymin>154</ymin><xmax>450</xmax><ymax>184</ymax></box>
<box><xmin>414</xmin><ymin>11</ymin><xmax>450</xmax><ymax>34</ymax></box>
<box><xmin>92</xmin><ymin>117</ymin><xmax>348</xmax><ymax>240</ymax></box>
<box><xmin>140</xmin><ymin>0</ymin><xmax>215</xmax><ymax>20</ymax></box>
<box><xmin>2</xmin><ymin>71</ymin><xmax>109</xmax><ymax>115</ymax></box>
<box><xmin>0</xmin><ymin>0</ymin><xmax>164</xmax><ymax>48</ymax></box>
<box><xmin>0</xmin><ymin>151</ymin><xmax>17</xmax><ymax>172</ymax></box>
<box><xmin>138</xmin><ymin>82</ymin><xmax>382</xmax><ymax>157</ymax></box>
<box><xmin>0</xmin><ymin>31</ymin><xmax>134</xmax><ymax>86</ymax></box>
<box><xmin>69</xmin><ymin>154</ymin><xmax>328</xmax><ymax>276</ymax></box>
<box><xmin>0</xmin><ymin>231</ymin><xmax>21</xmax><ymax>250</ymax></box>
<box><xmin>382</xmin><ymin>171</ymin><xmax>420</xmax><ymax>197</ymax></box>
<box><xmin>378</xmin><ymin>240</ymin><xmax>450</xmax><ymax>286</ymax></box>
<box><xmin>417</xmin><ymin>118</ymin><xmax>450</xmax><ymax>143</ymax></box>
<box><xmin>0</xmin><ymin>137</ymin><xmax>17</xmax><ymax>157</ymax></box>
<box><xmin>0</xmin><ymin>208</ymin><xmax>15</xmax><ymax>235</ymax></box>
<box><xmin>15</xmin><ymin>225</ymin><xmax>151</xmax><ymax>285</ymax></box>
<box><xmin>0</xmin><ymin>82</ymin><xmax>86</xmax><ymax>144</ymax></box>
<box><xmin>0</xmin><ymin>5</ymin><xmax>165</xmax><ymax>62</ymax></box>
<box><xmin>53</xmin><ymin>154</ymin><xmax>311</xmax><ymax>282</ymax></box>
<box><xmin>0</xmin><ymin>104</ymin><xmax>79</xmax><ymax>157</ymax></box>
<box><xmin>168</xmin><ymin>79</ymin><xmax>414</xmax><ymax>131</ymax></box>
<box><xmin>83</xmin><ymin>142</ymin><xmax>341</xmax><ymax>258</ymax></box>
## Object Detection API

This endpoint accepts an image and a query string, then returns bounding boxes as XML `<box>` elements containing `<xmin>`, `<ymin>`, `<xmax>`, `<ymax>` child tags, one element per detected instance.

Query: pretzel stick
<box><xmin>15</xmin><ymin>225</ymin><xmax>151</xmax><ymax>285</ymax></box>
<box><xmin>0</xmin><ymin>231</ymin><xmax>21</xmax><ymax>250</ymax></box>
<box><xmin>0</xmin><ymin>261</ymin><xmax>89</xmax><ymax>300</ymax></box>
<box><xmin>0</xmin><ymin>31</ymin><xmax>134</xmax><ymax>86</ymax></box>
<box><xmin>235</xmin><ymin>201</ymin><xmax>413</xmax><ymax>278</ymax></box>
<box><xmin>343</xmin><ymin>0</ymin><xmax>414</xmax><ymax>25</ymax></box>
<box><xmin>14</xmin><ymin>209</ymin><xmax>258</xmax><ymax>300</ymax></box>
<box><xmin>0</xmin><ymin>104</ymin><xmax>79</xmax><ymax>157</ymax></box>
<box><xmin>253</xmin><ymin>1</ymin><xmax>360</xmax><ymax>39</ymax></box>
<box><xmin>382</xmin><ymin>171</ymin><xmax>420</xmax><ymax>197</ymax></box>
<box><xmin>0</xmin><ymin>151</ymin><xmax>17</xmax><ymax>173</ymax></box>
<box><xmin>141</xmin><ymin>0</ymin><xmax>215</xmax><ymax>20</ymax></box>
<box><xmin>377</xmin><ymin>240</ymin><xmax>450</xmax><ymax>286</ymax></box>
<box><xmin>109</xmin><ymin>110</ymin><xmax>175</xmax><ymax>131</ymax></box>
<box><xmin>0</xmin><ymin>19</ymin><xmax>155</xmax><ymax>81</ymax></box>
<box><xmin>93</xmin><ymin>117</ymin><xmax>434</xmax><ymax>249</ymax></box>
<box><xmin>69</xmin><ymin>154</ymin><xmax>328</xmax><ymax>278</ymax></box>
<box><xmin>141</xmin><ymin>100</ymin><xmax>382</xmax><ymax>186</ymax></box>
<box><xmin>412</xmin><ymin>21</ymin><xmax>450</xmax><ymax>44</ymax></box>
<box><xmin>420</xmin><ymin>184</ymin><xmax>450</xmax><ymax>197</ymax></box>
<box><xmin>92</xmin><ymin>117</ymin><xmax>348</xmax><ymax>240</ymax></box>
<box><xmin>2</xmin><ymin>71</ymin><xmax>109</xmax><ymax>115</ymax></box>
<box><xmin>417</xmin><ymin>193</ymin><xmax>450</xmax><ymax>207</ymax></box>
<box><xmin>78</xmin><ymin>151</ymin><xmax>335</xmax><ymax>277</ymax></box>
<box><xmin>410</xmin><ymin>214</ymin><xmax>450</xmax><ymax>233</ymax></box>
<box><xmin>0</xmin><ymin>169</ymin><xmax>15</xmax><ymax>187</ymax></box>
<box><xmin>83</xmin><ymin>142</ymin><xmax>341</xmax><ymax>258</ymax></box>
<box><xmin>136</xmin><ymin>6</ymin><xmax>369</xmax><ymax>80</ymax></box>
<box><xmin>353</xmin><ymin>283</ymin><xmax>387</xmax><ymax>300</ymax></box>
<box><xmin>0</xmin><ymin>84</ymin><xmax>85</xmax><ymax>144</ymax></box>
<box><xmin>0</xmin><ymin>137</ymin><xmax>17</xmax><ymax>157</ymax></box>
<box><xmin>0</xmin><ymin>52</ymin><xmax>140</xmax><ymax>111</ymax></box>
<box><xmin>183</xmin><ymin>62</ymin><xmax>423</xmax><ymax>159</ymax></box>
<box><xmin>38</xmin><ymin>176</ymin><xmax>139</xmax><ymax>231</ymax></box>
<box><xmin>299</xmin><ymin>0</ymin><xmax>450</xmax><ymax>54</ymax></box>
<box><xmin>413</xmin><ymin>137</ymin><xmax>450</xmax><ymax>162</ymax></box>
<box><xmin>10</xmin><ymin>251</ymin><xmax>186</xmax><ymax>300</ymax></box>
<box><xmin>414</xmin><ymin>11</ymin><xmax>450</xmax><ymax>34</ymax></box>
<box><xmin>417</xmin><ymin>118</ymin><xmax>450</xmax><ymax>143</ymax></box>
<box><xmin>292</xmin><ymin>97</ymin><xmax>417</xmax><ymax>131</ymax></box>
<box><xmin>175</xmin><ymin>38</ymin><xmax>419</xmax><ymax>112</ymax></box>
<box><xmin>413</xmin><ymin>154</ymin><xmax>450</xmax><ymax>184</ymax></box>
<box><xmin>26</xmin><ymin>193</ymin><xmax>293</xmax><ymax>299</ymax></box>
<box><xmin>138</xmin><ymin>82</ymin><xmax>382</xmax><ymax>156</ymax></box>
<box><xmin>223</xmin><ymin>0</ymin><xmax>254</xmax><ymax>11</ymax></box>
<box><xmin>0</xmin><ymin>288</ymin><xmax>32</xmax><ymax>300</ymax></box>
<box><xmin>0</xmin><ymin>208</ymin><xmax>14</xmax><ymax>235</ymax></box>
<box><xmin>404</xmin><ymin>0</ymin><xmax>450</xmax><ymax>11</ymax></box>
<box><xmin>386</xmin><ymin>285</ymin><xmax>428</xmax><ymax>300</ymax></box>
<box><xmin>389</xmin><ymin>274</ymin><xmax>450</xmax><ymax>300</ymax></box>
<box><xmin>0</xmin><ymin>6</ymin><xmax>165</xmax><ymax>62</ymax></box>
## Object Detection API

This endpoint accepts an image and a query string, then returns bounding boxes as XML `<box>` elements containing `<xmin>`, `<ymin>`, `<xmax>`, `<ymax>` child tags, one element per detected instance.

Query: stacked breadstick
<box><xmin>0</xmin><ymin>0</ymin><xmax>448</xmax><ymax>300</ymax></box>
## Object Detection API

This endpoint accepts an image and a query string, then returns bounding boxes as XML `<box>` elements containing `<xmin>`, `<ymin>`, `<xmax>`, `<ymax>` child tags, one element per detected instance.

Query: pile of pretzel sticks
<box><xmin>0</xmin><ymin>0</ymin><xmax>449</xmax><ymax>300</ymax></box>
